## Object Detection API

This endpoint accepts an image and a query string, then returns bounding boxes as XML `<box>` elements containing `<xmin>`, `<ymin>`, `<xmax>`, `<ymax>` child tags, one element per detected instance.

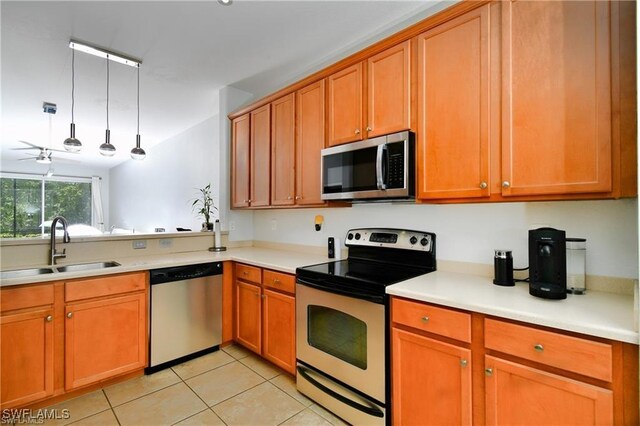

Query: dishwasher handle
<box><xmin>150</xmin><ymin>262</ymin><xmax>223</xmax><ymax>285</ymax></box>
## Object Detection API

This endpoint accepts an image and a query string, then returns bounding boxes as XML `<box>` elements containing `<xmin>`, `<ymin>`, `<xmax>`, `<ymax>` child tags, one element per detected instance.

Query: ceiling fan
<box><xmin>12</xmin><ymin>140</ymin><xmax>78</xmax><ymax>164</ymax></box>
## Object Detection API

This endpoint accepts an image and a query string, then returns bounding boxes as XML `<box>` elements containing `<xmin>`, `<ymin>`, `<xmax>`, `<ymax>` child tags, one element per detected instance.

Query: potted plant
<box><xmin>192</xmin><ymin>183</ymin><xmax>217</xmax><ymax>231</ymax></box>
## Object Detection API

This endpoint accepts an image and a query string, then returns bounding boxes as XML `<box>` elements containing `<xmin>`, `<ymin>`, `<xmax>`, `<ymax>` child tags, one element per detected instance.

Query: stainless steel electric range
<box><xmin>295</xmin><ymin>228</ymin><xmax>437</xmax><ymax>425</ymax></box>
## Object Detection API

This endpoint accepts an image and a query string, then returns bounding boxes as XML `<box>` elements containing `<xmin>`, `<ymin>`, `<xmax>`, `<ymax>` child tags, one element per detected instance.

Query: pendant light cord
<box><xmin>137</xmin><ymin>64</ymin><xmax>140</xmax><ymax>135</ymax></box>
<box><xmin>106</xmin><ymin>56</ymin><xmax>110</xmax><ymax>131</ymax></box>
<box><xmin>71</xmin><ymin>49</ymin><xmax>75</xmax><ymax>124</ymax></box>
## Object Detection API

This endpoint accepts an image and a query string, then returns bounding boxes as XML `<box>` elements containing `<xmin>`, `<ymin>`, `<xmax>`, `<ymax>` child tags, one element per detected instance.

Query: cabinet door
<box><xmin>235</xmin><ymin>281</ymin><xmax>261</xmax><ymax>354</ymax></box>
<box><xmin>417</xmin><ymin>6</ymin><xmax>491</xmax><ymax>199</ymax></box>
<box><xmin>327</xmin><ymin>63</ymin><xmax>363</xmax><ymax>146</ymax></box>
<box><xmin>262</xmin><ymin>289</ymin><xmax>295</xmax><ymax>375</ymax></box>
<box><xmin>296</xmin><ymin>80</ymin><xmax>326</xmax><ymax>205</ymax></box>
<box><xmin>501</xmin><ymin>0</ymin><xmax>612</xmax><ymax>196</ymax></box>
<box><xmin>65</xmin><ymin>293</ymin><xmax>146</xmax><ymax>390</ymax></box>
<box><xmin>271</xmin><ymin>94</ymin><xmax>296</xmax><ymax>206</ymax></box>
<box><xmin>1</xmin><ymin>308</ymin><xmax>54</xmax><ymax>408</ymax></box>
<box><xmin>231</xmin><ymin>114</ymin><xmax>251</xmax><ymax>208</ymax></box>
<box><xmin>250</xmin><ymin>104</ymin><xmax>271</xmax><ymax>207</ymax></box>
<box><xmin>367</xmin><ymin>40</ymin><xmax>411</xmax><ymax>138</ymax></box>
<box><xmin>485</xmin><ymin>356</ymin><xmax>613</xmax><ymax>425</ymax></box>
<box><xmin>392</xmin><ymin>328</ymin><xmax>472</xmax><ymax>425</ymax></box>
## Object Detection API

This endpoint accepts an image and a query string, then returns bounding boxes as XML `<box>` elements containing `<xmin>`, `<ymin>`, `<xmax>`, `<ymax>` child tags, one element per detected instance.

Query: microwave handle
<box><xmin>376</xmin><ymin>144</ymin><xmax>387</xmax><ymax>190</ymax></box>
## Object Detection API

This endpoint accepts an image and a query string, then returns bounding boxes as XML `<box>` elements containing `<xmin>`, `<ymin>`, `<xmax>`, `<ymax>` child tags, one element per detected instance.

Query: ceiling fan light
<box><xmin>63</xmin><ymin>124</ymin><xmax>82</xmax><ymax>152</ymax></box>
<box><xmin>36</xmin><ymin>153</ymin><xmax>52</xmax><ymax>164</ymax></box>
<box><xmin>130</xmin><ymin>134</ymin><xmax>146</xmax><ymax>160</ymax></box>
<box><xmin>99</xmin><ymin>129</ymin><xmax>116</xmax><ymax>157</ymax></box>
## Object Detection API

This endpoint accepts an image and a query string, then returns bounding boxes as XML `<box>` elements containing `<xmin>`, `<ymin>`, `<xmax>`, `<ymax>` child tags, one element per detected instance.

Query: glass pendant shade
<box><xmin>130</xmin><ymin>134</ymin><xmax>146</xmax><ymax>160</ymax></box>
<box><xmin>63</xmin><ymin>123</ymin><xmax>82</xmax><ymax>152</ymax></box>
<box><xmin>99</xmin><ymin>129</ymin><xmax>116</xmax><ymax>156</ymax></box>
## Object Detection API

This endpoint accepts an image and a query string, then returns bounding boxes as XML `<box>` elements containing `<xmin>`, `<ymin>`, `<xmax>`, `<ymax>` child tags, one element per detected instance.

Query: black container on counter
<box><xmin>493</xmin><ymin>249</ymin><xmax>514</xmax><ymax>286</ymax></box>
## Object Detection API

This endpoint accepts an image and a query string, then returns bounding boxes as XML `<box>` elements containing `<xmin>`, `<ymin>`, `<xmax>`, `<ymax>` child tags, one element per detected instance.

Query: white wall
<box><xmin>253</xmin><ymin>199</ymin><xmax>639</xmax><ymax>279</ymax></box>
<box><xmin>109</xmin><ymin>116</ymin><xmax>220</xmax><ymax>233</ymax></box>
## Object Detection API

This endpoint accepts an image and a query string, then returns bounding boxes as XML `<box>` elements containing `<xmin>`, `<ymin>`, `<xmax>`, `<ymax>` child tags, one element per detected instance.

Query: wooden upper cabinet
<box><xmin>501</xmin><ymin>0</ymin><xmax>612</xmax><ymax>196</ymax></box>
<box><xmin>250</xmin><ymin>104</ymin><xmax>271</xmax><ymax>207</ymax></box>
<box><xmin>271</xmin><ymin>94</ymin><xmax>296</xmax><ymax>206</ymax></box>
<box><xmin>417</xmin><ymin>6</ymin><xmax>491</xmax><ymax>199</ymax></box>
<box><xmin>367</xmin><ymin>40</ymin><xmax>411</xmax><ymax>138</ymax></box>
<box><xmin>296</xmin><ymin>80</ymin><xmax>326</xmax><ymax>205</ymax></box>
<box><xmin>231</xmin><ymin>114</ymin><xmax>250</xmax><ymax>208</ymax></box>
<box><xmin>327</xmin><ymin>63</ymin><xmax>364</xmax><ymax>146</ymax></box>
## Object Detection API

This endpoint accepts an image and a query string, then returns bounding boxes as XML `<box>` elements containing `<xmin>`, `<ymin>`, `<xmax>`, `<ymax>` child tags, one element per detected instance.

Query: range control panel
<box><xmin>345</xmin><ymin>228</ymin><xmax>433</xmax><ymax>251</ymax></box>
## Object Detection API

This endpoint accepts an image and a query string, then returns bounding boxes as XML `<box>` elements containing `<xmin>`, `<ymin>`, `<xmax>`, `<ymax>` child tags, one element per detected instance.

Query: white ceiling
<box><xmin>1</xmin><ymin>0</ymin><xmax>448</xmax><ymax>169</ymax></box>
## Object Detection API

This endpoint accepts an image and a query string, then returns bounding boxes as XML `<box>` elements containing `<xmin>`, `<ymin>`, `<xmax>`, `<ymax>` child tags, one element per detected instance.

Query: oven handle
<box><xmin>297</xmin><ymin>365</ymin><xmax>384</xmax><ymax>418</ymax></box>
<box><xmin>296</xmin><ymin>278</ymin><xmax>384</xmax><ymax>304</ymax></box>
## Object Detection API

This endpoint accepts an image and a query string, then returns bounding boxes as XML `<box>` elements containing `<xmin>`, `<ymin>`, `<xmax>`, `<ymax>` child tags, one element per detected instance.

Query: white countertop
<box><xmin>386</xmin><ymin>270</ymin><xmax>638</xmax><ymax>344</ymax></box>
<box><xmin>3</xmin><ymin>249</ymin><xmax>637</xmax><ymax>345</ymax></box>
<box><xmin>0</xmin><ymin>247</ymin><xmax>330</xmax><ymax>287</ymax></box>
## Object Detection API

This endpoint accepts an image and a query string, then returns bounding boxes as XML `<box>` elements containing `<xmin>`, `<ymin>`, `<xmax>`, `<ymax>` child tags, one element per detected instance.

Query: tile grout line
<box><xmin>100</xmin><ymin>389</ymin><xmax>122</xmax><ymax>426</ymax></box>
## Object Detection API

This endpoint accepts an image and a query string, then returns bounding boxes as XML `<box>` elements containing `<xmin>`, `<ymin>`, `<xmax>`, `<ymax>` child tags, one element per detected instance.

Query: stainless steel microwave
<box><xmin>321</xmin><ymin>131</ymin><xmax>415</xmax><ymax>201</ymax></box>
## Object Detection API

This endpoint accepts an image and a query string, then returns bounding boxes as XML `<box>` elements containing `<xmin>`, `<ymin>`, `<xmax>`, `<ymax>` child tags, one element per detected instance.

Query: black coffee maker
<box><xmin>529</xmin><ymin>228</ymin><xmax>566</xmax><ymax>300</ymax></box>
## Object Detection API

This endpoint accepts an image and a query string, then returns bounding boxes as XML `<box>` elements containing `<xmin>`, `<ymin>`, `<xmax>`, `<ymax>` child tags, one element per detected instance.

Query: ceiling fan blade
<box><xmin>18</xmin><ymin>157</ymin><xmax>37</xmax><ymax>161</ymax></box>
<box><xmin>18</xmin><ymin>140</ymin><xmax>43</xmax><ymax>149</ymax></box>
<box><xmin>11</xmin><ymin>147</ymin><xmax>40</xmax><ymax>151</ymax></box>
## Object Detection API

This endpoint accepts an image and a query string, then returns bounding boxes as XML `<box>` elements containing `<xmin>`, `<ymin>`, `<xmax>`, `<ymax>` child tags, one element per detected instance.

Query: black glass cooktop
<box><xmin>296</xmin><ymin>258</ymin><xmax>433</xmax><ymax>303</ymax></box>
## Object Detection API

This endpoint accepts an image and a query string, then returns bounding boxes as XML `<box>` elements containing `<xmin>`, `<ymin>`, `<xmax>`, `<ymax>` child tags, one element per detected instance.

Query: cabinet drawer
<box><xmin>263</xmin><ymin>270</ymin><xmax>295</xmax><ymax>294</ymax></box>
<box><xmin>1</xmin><ymin>284</ymin><xmax>54</xmax><ymax>312</ymax></box>
<box><xmin>391</xmin><ymin>297</ymin><xmax>471</xmax><ymax>343</ymax></box>
<box><xmin>484</xmin><ymin>318</ymin><xmax>613</xmax><ymax>382</ymax></box>
<box><xmin>65</xmin><ymin>272</ymin><xmax>146</xmax><ymax>302</ymax></box>
<box><xmin>235</xmin><ymin>263</ymin><xmax>262</xmax><ymax>284</ymax></box>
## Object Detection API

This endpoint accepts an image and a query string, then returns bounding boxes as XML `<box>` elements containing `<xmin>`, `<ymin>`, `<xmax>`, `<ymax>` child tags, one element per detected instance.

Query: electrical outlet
<box><xmin>271</xmin><ymin>219</ymin><xmax>277</xmax><ymax>231</ymax></box>
<box><xmin>229</xmin><ymin>221</ymin><xmax>236</xmax><ymax>231</ymax></box>
<box><xmin>159</xmin><ymin>238</ymin><xmax>172</xmax><ymax>248</ymax></box>
<box><xmin>132</xmin><ymin>240</ymin><xmax>147</xmax><ymax>250</ymax></box>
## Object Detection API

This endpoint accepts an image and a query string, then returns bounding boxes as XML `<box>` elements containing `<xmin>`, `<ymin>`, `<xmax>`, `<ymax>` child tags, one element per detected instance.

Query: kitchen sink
<box><xmin>55</xmin><ymin>261</ymin><xmax>121</xmax><ymax>273</ymax></box>
<box><xmin>1</xmin><ymin>267</ymin><xmax>56</xmax><ymax>280</ymax></box>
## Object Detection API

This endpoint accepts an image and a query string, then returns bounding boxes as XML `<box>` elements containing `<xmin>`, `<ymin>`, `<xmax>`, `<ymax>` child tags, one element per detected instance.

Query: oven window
<box><xmin>307</xmin><ymin>305</ymin><xmax>367</xmax><ymax>370</ymax></box>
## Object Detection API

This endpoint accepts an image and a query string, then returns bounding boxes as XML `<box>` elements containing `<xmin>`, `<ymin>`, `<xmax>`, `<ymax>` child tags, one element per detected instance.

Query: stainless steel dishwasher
<box><xmin>146</xmin><ymin>262</ymin><xmax>223</xmax><ymax>374</ymax></box>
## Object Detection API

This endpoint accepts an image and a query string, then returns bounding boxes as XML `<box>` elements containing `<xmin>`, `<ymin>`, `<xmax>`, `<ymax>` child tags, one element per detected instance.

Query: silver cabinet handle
<box><xmin>295</xmin><ymin>195</ymin><xmax>301</xmax><ymax>200</ymax></box>
<box><xmin>273</xmin><ymin>279</ymin><xmax>280</xmax><ymax>284</ymax></box>
<box><xmin>366</xmin><ymin>126</ymin><xmax>372</xmax><ymax>132</ymax></box>
<box><xmin>479</xmin><ymin>181</ymin><xmax>488</xmax><ymax>189</ymax></box>
<box><xmin>421</xmin><ymin>316</ymin><xmax>429</xmax><ymax>323</ymax></box>
<box><xmin>287</xmin><ymin>196</ymin><xmax>292</xmax><ymax>200</ymax></box>
<box><xmin>460</xmin><ymin>359</ymin><xmax>468</xmax><ymax>367</ymax></box>
<box><xmin>67</xmin><ymin>312</ymin><xmax>73</xmax><ymax>319</ymax></box>
<box><xmin>485</xmin><ymin>368</ymin><xmax>493</xmax><ymax>376</ymax></box>
<box><xmin>534</xmin><ymin>344</ymin><xmax>544</xmax><ymax>352</ymax></box>
<box><xmin>354</xmin><ymin>129</ymin><xmax>360</xmax><ymax>135</ymax></box>
<box><xmin>261</xmin><ymin>294</ymin><xmax>266</xmax><ymax>299</ymax></box>
<box><xmin>46</xmin><ymin>315</ymin><xmax>53</xmax><ymax>322</ymax></box>
<box><xmin>502</xmin><ymin>181</ymin><xmax>511</xmax><ymax>188</ymax></box>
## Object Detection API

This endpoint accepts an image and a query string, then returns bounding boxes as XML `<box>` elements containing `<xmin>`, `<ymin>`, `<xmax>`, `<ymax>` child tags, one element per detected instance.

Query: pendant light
<box><xmin>63</xmin><ymin>49</ymin><xmax>82</xmax><ymax>152</ymax></box>
<box><xmin>130</xmin><ymin>64</ymin><xmax>146</xmax><ymax>160</ymax></box>
<box><xmin>99</xmin><ymin>56</ymin><xmax>116</xmax><ymax>156</ymax></box>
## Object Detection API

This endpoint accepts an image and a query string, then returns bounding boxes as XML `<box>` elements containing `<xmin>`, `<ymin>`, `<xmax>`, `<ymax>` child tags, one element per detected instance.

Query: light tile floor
<box><xmin>39</xmin><ymin>344</ymin><xmax>347</xmax><ymax>426</ymax></box>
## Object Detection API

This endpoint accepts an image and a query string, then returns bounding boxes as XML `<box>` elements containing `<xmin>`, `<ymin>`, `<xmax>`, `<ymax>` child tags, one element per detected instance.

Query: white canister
<box><xmin>566</xmin><ymin>238</ymin><xmax>586</xmax><ymax>294</ymax></box>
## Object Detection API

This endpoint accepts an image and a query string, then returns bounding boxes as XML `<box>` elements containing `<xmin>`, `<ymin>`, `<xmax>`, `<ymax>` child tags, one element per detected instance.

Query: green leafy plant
<box><xmin>191</xmin><ymin>183</ymin><xmax>217</xmax><ymax>226</ymax></box>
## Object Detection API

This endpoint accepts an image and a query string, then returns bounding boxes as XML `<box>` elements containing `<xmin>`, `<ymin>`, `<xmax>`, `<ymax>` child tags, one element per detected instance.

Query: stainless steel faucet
<box><xmin>50</xmin><ymin>216</ymin><xmax>71</xmax><ymax>265</ymax></box>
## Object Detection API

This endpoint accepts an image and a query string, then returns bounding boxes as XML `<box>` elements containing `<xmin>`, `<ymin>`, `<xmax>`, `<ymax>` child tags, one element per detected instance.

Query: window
<box><xmin>1</xmin><ymin>175</ymin><xmax>92</xmax><ymax>238</ymax></box>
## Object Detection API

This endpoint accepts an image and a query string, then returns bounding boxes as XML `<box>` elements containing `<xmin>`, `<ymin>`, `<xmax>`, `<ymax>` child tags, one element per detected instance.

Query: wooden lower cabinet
<box><xmin>390</xmin><ymin>296</ymin><xmax>638</xmax><ymax>425</ymax></box>
<box><xmin>65</xmin><ymin>292</ymin><xmax>146</xmax><ymax>390</ymax></box>
<box><xmin>0</xmin><ymin>272</ymin><xmax>148</xmax><ymax>409</ymax></box>
<box><xmin>262</xmin><ymin>289</ymin><xmax>295</xmax><ymax>374</ymax></box>
<box><xmin>485</xmin><ymin>356</ymin><xmax>613</xmax><ymax>425</ymax></box>
<box><xmin>235</xmin><ymin>280</ymin><xmax>262</xmax><ymax>354</ymax></box>
<box><xmin>234</xmin><ymin>264</ymin><xmax>296</xmax><ymax>375</ymax></box>
<box><xmin>1</xmin><ymin>307</ymin><xmax>54</xmax><ymax>408</ymax></box>
<box><xmin>392</xmin><ymin>327</ymin><xmax>472</xmax><ymax>425</ymax></box>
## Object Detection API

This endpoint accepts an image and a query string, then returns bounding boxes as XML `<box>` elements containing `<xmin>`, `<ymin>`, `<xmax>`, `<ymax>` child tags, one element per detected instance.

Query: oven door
<box><xmin>296</xmin><ymin>282</ymin><xmax>386</xmax><ymax>403</ymax></box>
